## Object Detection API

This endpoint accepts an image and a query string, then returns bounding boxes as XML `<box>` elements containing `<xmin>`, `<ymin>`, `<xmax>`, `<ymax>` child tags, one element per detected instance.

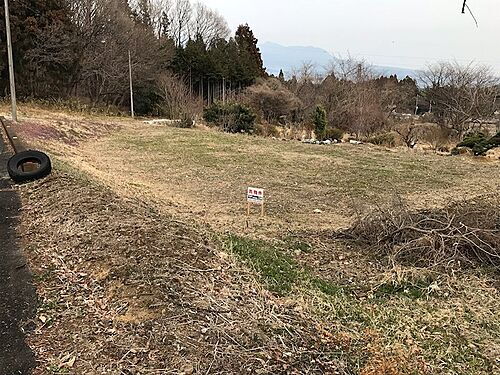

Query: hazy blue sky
<box><xmin>201</xmin><ymin>0</ymin><xmax>500</xmax><ymax>72</ymax></box>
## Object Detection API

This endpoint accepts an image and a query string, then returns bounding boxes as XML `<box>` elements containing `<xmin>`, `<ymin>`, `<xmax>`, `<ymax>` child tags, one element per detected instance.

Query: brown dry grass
<box><xmin>8</xmin><ymin>104</ymin><xmax>499</xmax><ymax>240</ymax></box>
<box><xmin>20</xmin><ymin>173</ymin><xmax>362</xmax><ymax>374</ymax></box>
<box><xmin>6</xmin><ymin>105</ymin><xmax>500</xmax><ymax>374</ymax></box>
<box><xmin>21</xmin><ymin>173</ymin><xmax>499</xmax><ymax>375</ymax></box>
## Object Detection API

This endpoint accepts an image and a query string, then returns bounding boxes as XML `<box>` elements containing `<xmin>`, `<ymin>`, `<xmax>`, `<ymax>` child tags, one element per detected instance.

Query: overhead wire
<box><xmin>462</xmin><ymin>0</ymin><xmax>479</xmax><ymax>28</ymax></box>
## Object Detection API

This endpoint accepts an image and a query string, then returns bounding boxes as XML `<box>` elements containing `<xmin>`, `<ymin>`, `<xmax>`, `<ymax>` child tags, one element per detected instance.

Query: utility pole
<box><xmin>128</xmin><ymin>50</ymin><xmax>134</xmax><ymax>118</ymax></box>
<box><xmin>4</xmin><ymin>0</ymin><xmax>17</xmax><ymax>122</ymax></box>
<box><xmin>207</xmin><ymin>78</ymin><xmax>210</xmax><ymax>106</ymax></box>
<box><xmin>222</xmin><ymin>77</ymin><xmax>226</xmax><ymax>105</ymax></box>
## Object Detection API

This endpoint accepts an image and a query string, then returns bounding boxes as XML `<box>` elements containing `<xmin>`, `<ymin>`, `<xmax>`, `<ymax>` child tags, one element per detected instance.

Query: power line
<box><xmin>462</xmin><ymin>0</ymin><xmax>479</xmax><ymax>27</ymax></box>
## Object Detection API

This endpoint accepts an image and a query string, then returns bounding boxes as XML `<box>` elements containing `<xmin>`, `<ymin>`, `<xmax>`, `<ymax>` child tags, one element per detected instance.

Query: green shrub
<box><xmin>367</xmin><ymin>132</ymin><xmax>396</xmax><ymax>147</ymax></box>
<box><xmin>324</xmin><ymin>127</ymin><xmax>344</xmax><ymax>142</ymax></box>
<box><xmin>313</xmin><ymin>105</ymin><xmax>327</xmax><ymax>140</ymax></box>
<box><xmin>457</xmin><ymin>131</ymin><xmax>500</xmax><ymax>156</ymax></box>
<box><xmin>486</xmin><ymin>132</ymin><xmax>500</xmax><ymax>149</ymax></box>
<box><xmin>133</xmin><ymin>83</ymin><xmax>164</xmax><ymax>115</ymax></box>
<box><xmin>203</xmin><ymin>102</ymin><xmax>223</xmax><ymax>123</ymax></box>
<box><xmin>203</xmin><ymin>102</ymin><xmax>256</xmax><ymax>134</ymax></box>
<box><xmin>458</xmin><ymin>132</ymin><xmax>488</xmax><ymax>149</ymax></box>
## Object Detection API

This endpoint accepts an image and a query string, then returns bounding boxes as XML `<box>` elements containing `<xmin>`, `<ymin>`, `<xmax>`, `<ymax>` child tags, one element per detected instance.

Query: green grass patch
<box><xmin>374</xmin><ymin>281</ymin><xmax>429</xmax><ymax>300</ymax></box>
<box><xmin>226</xmin><ymin>234</ymin><xmax>342</xmax><ymax>297</ymax></box>
<box><xmin>282</xmin><ymin>236</ymin><xmax>313</xmax><ymax>253</ymax></box>
<box><xmin>226</xmin><ymin>235</ymin><xmax>299</xmax><ymax>295</ymax></box>
<box><xmin>310</xmin><ymin>277</ymin><xmax>343</xmax><ymax>296</ymax></box>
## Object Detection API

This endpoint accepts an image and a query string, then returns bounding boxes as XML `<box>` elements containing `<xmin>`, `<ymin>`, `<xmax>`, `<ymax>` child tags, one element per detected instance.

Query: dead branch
<box><xmin>339</xmin><ymin>193</ymin><xmax>500</xmax><ymax>272</ymax></box>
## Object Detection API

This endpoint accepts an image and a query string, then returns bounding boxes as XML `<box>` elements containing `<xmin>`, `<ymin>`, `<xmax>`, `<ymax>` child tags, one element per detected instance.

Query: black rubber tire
<box><xmin>7</xmin><ymin>150</ymin><xmax>52</xmax><ymax>183</ymax></box>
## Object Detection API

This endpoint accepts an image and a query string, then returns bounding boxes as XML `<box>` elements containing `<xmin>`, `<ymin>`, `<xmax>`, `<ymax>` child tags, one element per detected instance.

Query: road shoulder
<box><xmin>0</xmin><ymin>130</ymin><xmax>36</xmax><ymax>374</ymax></box>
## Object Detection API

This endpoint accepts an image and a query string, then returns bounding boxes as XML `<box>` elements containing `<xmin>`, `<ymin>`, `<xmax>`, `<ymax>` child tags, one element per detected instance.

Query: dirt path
<box><xmin>0</xmin><ymin>132</ymin><xmax>36</xmax><ymax>374</ymax></box>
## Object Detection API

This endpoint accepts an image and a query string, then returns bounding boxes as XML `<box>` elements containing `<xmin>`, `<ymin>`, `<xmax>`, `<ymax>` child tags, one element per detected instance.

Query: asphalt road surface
<box><xmin>0</xmin><ymin>131</ymin><xmax>36</xmax><ymax>374</ymax></box>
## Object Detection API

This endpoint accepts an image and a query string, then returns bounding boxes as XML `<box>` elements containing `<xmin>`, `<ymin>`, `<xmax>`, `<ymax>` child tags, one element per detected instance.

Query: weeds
<box><xmin>226</xmin><ymin>235</ymin><xmax>298</xmax><ymax>294</ymax></box>
<box><xmin>226</xmin><ymin>233</ymin><xmax>500</xmax><ymax>374</ymax></box>
<box><xmin>374</xmin><ymin>281</ymin><xmax>427</xmax><ymax>299</ymax></box>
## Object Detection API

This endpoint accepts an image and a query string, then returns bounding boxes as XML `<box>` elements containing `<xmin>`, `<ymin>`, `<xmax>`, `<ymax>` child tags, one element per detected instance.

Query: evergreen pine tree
<box><xmin>278</xmin><ymin>69</ymin><xmax>285</xmax><ymax>82</ymax></box>
<box><xmin>160</xmin><ymin>11</ymin><xmax>171</xmax><ymax>38</ymax></box>
<box><xmin>235</xmin><ymin>24</ymin><xmax>266</xmax><ymax>86</ymax></box>
<box><xmin>314</xmin><ymin>105</ymin><xmax>327</xmax><ymax>141</ymax></box>
<box><xmin>0</xmin><ymin>0</ymin><xmax>76</xmax><ymax>96</ymax></box>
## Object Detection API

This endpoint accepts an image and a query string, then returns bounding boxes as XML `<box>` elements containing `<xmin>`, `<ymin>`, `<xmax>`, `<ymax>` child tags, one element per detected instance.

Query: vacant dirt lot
<box><xmin>3</xmin><ymin>105</ymin><xmax>499</xmax><ymax>374</ymax></box>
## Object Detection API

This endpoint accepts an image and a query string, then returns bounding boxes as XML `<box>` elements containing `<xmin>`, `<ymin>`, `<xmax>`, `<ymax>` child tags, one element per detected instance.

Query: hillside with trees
<box><xmin>0</xmin><ymin>0</ymin><xmax>498</xmax><ymax>146</ymax></box>
<box><xmin>0</xmin><ymin>0</ymin><xmax>266</xmax><ymax>116</ymax></box>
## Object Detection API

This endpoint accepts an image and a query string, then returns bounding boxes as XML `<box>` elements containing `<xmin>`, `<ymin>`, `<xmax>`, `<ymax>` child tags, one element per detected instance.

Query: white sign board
<box><xmin>247</xmin><ymin>187</ymin><xmax>264</xmax><ymax>205</ymax></box>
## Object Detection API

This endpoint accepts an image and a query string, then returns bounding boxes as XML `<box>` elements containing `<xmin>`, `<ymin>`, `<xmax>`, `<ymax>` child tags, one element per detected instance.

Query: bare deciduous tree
<box><xmin>129</xmin><ymin>0</ymin><xmax>172</xmax><ymax>38</ymax></box>
<box><xmin>67</xmin><ymin>0</ymin><xmax>168</xmax><ymax>111</ymax></box>
<box><xmin>131</xmin><ymin>0</ymin><xmax>228</xmax><ymax>45</ymax></box>
<box><xmin>190</xmin><ymin>2</ymin><xmax>230</xmax><ymax>45</ymax></box>
<box><xmin>420</xmin><ymin>62</ymin><xmax>499</xmax><ymax>139</ymax></box>
<box><xmin>291</xmin><ymin>61</ymin><xmax>321</xmax><ymax>84</ymax></box>
<box><xmin>131</xmin><ymin>0</ymin><xmax>173</xmax><ymax>38</ymax></box>
<box><xmin>157</xmin><ymin>72</ymin><xmax>202</xmax><ymax>118</ymax></box>
<box><xmin>327</xmin><ymin>55</ymin><xmax>376</xmax><ymax>83</ymax></box>
<box><xmin>322</xmin><ymin>57</ymin><xmax>386</xmax><ymax>137</ymax></box>
<box><xmin>242</xmin><ymin>77</ymin><xmax>302</xmax><ymax>124</ymax></box>
<box><xmin>395</xmin><ymin>122</ymin><xmax>419</xmax><ymax>148</ymax></box>
<box><xmin>171</xmin><ymin>0</ymin><xmax>192</xmax><ymax>46</ymax></box>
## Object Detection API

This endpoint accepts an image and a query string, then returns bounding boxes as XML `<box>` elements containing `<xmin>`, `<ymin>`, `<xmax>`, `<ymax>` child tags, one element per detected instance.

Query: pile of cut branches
<box><xmin>341</xmin><ymin>194</ymin><xmax>500</xmax><ymax>271</ymax></box>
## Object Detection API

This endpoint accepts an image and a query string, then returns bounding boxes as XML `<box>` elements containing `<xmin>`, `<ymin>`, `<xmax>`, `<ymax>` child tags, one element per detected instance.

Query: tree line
<box><xmin>0</xmin><ymin>0</ymin><xmax>266</xmax><ymax>115</ymax></box>
<box><xmin>207</xmin><ymin>57</ymin><xmax>498</xmax><ymax>147</ymax></box>
<box><xmin>1</xmin><ymin>0</ymin><xmax>498</xmax><ymax>144</ymax></box>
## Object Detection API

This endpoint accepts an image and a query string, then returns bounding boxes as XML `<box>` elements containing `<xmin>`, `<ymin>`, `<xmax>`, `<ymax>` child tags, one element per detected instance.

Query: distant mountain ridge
<box><xmin>260</xmin><ymin>42</ymin><xmax>419</xmax><ymax>80</ymax></box>
<box><xmin>260</xmin><ymin>42</ymin><xmax>334</xmax><ymax>75</ymax></box>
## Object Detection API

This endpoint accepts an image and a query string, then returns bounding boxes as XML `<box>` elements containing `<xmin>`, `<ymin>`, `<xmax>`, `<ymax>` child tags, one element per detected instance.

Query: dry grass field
<box><xmin>9</xmin><ymin>104</ymin><xmax>498</xmax><ymax>237</ymax></box>
<box><xmin>3</xmin><ymin>104</ymin><xmax>500</xmax><ymax>374</ymax></box>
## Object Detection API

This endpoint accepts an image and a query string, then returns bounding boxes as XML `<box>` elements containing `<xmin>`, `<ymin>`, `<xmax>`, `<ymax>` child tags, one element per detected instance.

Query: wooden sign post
<box><xmin>247</xmin><ymin>187</ymin><xmax>265</xmax><ymax>217</ymax></box>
